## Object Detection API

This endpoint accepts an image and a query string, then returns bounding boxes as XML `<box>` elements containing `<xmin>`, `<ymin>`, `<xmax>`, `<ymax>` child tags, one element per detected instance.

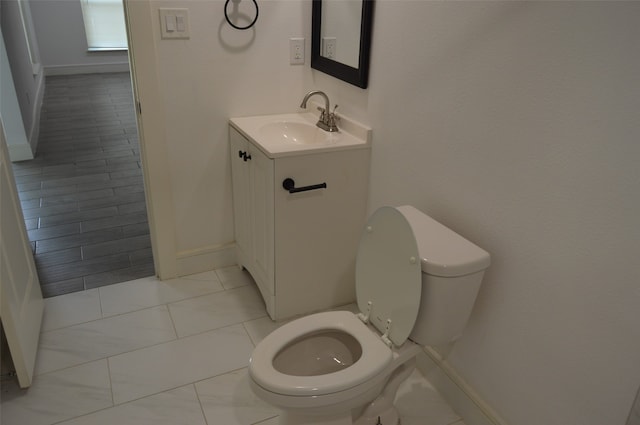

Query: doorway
<box><xmin>12</xmin><ymin>72</ymin><xmax>154</xmax><ymax>298</ymax></box>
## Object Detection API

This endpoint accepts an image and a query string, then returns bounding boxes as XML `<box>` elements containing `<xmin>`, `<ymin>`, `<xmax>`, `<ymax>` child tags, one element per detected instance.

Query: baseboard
<box><xmin>43</xmin><ymin>63</ymin><xmax>130</xmax><ymax>76</ymax></box>
<box><xmin>175</xmin><ymin>243</ymin><xmax>237</xmax><ymax>277</ymax></box>
<box><xmin>416</xmin><ymin>346</ymin><xmax>508</xmax><ymax>425</ymax></box>
<box><xmin>7</xmin><ymin>143</ymin><xmax>34</xmax><ymax>162</ymax></box>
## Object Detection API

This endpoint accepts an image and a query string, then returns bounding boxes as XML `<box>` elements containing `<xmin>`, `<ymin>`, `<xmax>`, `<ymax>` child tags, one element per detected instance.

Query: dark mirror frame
<box><xmin>311</xmin><ymin>0</ymin><xmax>374</xmax><ymax>89</ymax></box>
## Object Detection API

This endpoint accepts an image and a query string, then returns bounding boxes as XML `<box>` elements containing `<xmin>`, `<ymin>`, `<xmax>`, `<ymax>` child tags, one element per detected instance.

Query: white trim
<box><xmin>43</xmin><ymin>63</ymin><xmax>130</xmax><ymax>76</ymax></box>
<box><xmin>17</xmin><ymin>0</ymin><xmax>41</xmax><ymax>75</ymax></box>
<box><xmin>416</xmin><ymin>347</ymin><xmax>509</xmax><ymax>425</ymax></box>
<box><xmin>1</xmin><ymin>31</ymin><xmax>33</xmax><ymax>162</ymax></box>
<box><xmin>124</xmin><ymin>0</ymin><xmax>177</xmax><ymax>279</ymax></box>
<box><xmin>175</xmin><ymin>244</ymin><xmax>237</xmax><ymax>277</ymax></box>
<box><xmin>7</xmin><ymin>143</ymin><xmax>34</xmax><ymax>162</ymax></box>
<box><xmin>87</xmin><ymin>47</ymin><xmax>128</xmax><ymax>52</ymax></box>
<box><xmin>27</xmin><ymin>71</ymin><xmax>44</xmax><ymax>154</ymax></box>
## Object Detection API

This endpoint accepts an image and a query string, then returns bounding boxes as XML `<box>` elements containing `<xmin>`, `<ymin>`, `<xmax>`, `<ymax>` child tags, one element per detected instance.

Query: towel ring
<box><xmin>224</xmin><ymin>0</ymin><xmax>259</xmax><ymax>30</ymax></box>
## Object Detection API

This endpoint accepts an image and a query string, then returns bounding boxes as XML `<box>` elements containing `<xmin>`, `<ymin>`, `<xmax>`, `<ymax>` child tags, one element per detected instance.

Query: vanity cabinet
<box><xmin>229</xmin><ymin>125</ymin><xmax>370</xmax><ymax>320</ymax></box>
<box><xmin>230</xmin><ymin>128</ymin><xmax>275</xmax><ymax>296</ymax></box>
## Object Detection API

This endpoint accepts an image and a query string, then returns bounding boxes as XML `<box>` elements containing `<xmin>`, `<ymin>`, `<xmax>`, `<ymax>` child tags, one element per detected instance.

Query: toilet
<box><xmin>248</xmin><ymin>205</ymin><xmax>490</xmax><ymax>425</ymax></box>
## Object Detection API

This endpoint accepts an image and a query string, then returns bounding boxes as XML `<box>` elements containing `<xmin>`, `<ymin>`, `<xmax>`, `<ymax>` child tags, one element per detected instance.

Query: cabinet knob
<box><xmin>238</xmin><ymin>150</ymin><xmax>251</xmax><ymax>162</ymax></box>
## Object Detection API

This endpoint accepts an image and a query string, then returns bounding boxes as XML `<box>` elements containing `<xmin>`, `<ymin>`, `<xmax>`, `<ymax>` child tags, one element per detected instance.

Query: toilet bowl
<box><xmin>248</xmin><ymin>206</ymin><xmax>490</xmax><ymax>425</ymax></box>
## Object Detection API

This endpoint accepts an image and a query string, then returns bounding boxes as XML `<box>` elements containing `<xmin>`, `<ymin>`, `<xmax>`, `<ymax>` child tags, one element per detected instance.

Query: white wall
<box><xmin>128</xmin><ymin>1</ymin><xmax>640</xmax><ymax>424</ymax></box>
<box><xmin>338</xmin><ymin>2</ymin><xmax>638</xmax><ymax>425</ymax></box>
<box><xmin>29</xmin><ymin>0</ymin><xmax>128</xmax><ymax>74</ymax></box>
<box><xmin>128</xmin><ymin>0</ymin><xmax>312</xmax><ymax>276</ymax></box>
<box><xmin>321</xmin><ymin>0</ymin><xmax>361</xmax><ymax>67</ymax></box>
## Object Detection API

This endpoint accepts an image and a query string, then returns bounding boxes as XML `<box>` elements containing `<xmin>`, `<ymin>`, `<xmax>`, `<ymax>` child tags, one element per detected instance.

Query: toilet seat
<box><xmin>356</xmin><ymin>206</ymin><xmax>422</xmax><ymax>346</ymax></box>
<box><xmin>249</xmin><ymin>206</ymin><xmax>424</xmax><ymax>404</ymax></box>
<box><xmin>249</xmin><ymin>311</ymin><xmax>392</xmax><ymax>397</ymax></box>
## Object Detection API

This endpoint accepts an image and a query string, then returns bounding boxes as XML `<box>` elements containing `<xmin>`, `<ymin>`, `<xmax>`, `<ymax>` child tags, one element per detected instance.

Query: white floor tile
<box><xmin>35</xmin><ymin>305</ymin><xmax>176</xmax><ymax>375</ymax></box>
<box><xmin>108</xmin><ymin>323</ymin><xmax>254</xmax><ymax>404</ymax></box>
<box><xmin>182</xmin><ymin>270</ymin><xmax>220</xmax><ymax>283</ymax></box>
<box><xmin>0</xmin><ymin>360</ymin><xmax>112</xmax><ymax>425</ymax></box>
<box><xmin>99</xmin><ymin>274</ymin><xmax>224</xmax><ymax>317</ymax></box>
<box><xmin>215</xmin><ymin>265</ymin><xmax>256</xmax><ymax>290</ymax></box>
<box><xmin>41</xmin><ymin>289</ymin><xmax>102</xmax><ymax>332</ymax></box>
<box><xmin>195</xmin><ymin>368</ymin><xmax>279</xmax><ymax>425</ymax></box>
<box><xmin>242</xmin><ymin>316</ymin><xmax>287</xmax><ymax>346</ymax></box>
<box><xmin>331</xmin><ymin>303</ymin><xmax>360</xmax><ymax>314</ymax></box>
<box><xmin>395</xmin><ymin>369</ymin><xmax>462</xmax><ymax>425</ymax></box>
<box><xmin>57</xmin><ymin>385</ymin><xmax>207</xmax><ymax>425</ymax></box>
<box><xmin>0</xmin><ymin>266</ymin><xmax>465</xmax><ymax>425</ymax></box>
<box><xmin>253</xmin><ymin>417</ymin><xmax>281</xmax><ymax>425</ymax></box>
<box><xmin>169</xmin><ymin>285</ymin><xmax>267</xmax><ymax>337</ymax></box>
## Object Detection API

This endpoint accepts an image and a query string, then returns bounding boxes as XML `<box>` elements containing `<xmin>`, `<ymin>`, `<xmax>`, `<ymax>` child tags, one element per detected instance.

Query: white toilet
<box><xmin>248</xmin><ymin>205</ymin><xmax>490</xmax><ymax>425</ymax></box>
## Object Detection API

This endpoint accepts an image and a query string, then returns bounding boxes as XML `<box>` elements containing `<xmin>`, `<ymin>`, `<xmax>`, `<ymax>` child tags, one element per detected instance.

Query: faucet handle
<box><xmin>326</xmin><ymin>105</ymin><xmax>340</xmax><ymax>132</ymax></box>
<box><xmin>316</xmin><ymin>106</ymin><xmax>327</xmax><ymax>121</ymax></box>
<box><xmin>330</xmin><ymin>105</ymin><xmax>340</xmax><ymax>124</ymax></box>
<box><xmin>331</xmin><ymin>105</ymin><xmax>340</xmax><ymax>121</ymax></box>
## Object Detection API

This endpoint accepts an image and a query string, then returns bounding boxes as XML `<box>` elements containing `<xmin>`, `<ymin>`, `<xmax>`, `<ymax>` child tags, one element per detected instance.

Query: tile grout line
<box><xmin>193</xmin><ymin>382</ymin><xmax>211</xmax><ymax>425</ymax></box>
<box><xmin>98</xmin><ymin>285</ymin><xmax>105</xmax><ymax>318</ymax></box>
<box><xmin>242</xmin><ymin>322</ymin><xmax>259</xmax><ymax>348</ymax></box>
<box><xmin>106</xmin><ymin>356</ymin><xmax>115</xmax><ymax>408</ymax></box>
<box><xmin>40</xmin><ymin>302</ymin><xmax>171</xmax><ymax>335</ymax></box>
<box><xmin>251</xmin><ymin>415</ymin><xmax>280</xmax><ymax>425</ymax></box>
<box><xmin>105</xmin><ymin>365</ymin><xmax>250</xmax><ymax>411</ymax></box>
<box><xmin>166</xmin><ymin>300</ymin><xmax>180</xmax><ymax>339</ymax></box>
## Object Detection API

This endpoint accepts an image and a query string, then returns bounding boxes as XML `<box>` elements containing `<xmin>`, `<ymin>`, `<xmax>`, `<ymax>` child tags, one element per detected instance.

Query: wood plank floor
<box><xmin>12</xmin><ymin>72</ymin><xmax>155</xmax><ymax>298</ymax></box>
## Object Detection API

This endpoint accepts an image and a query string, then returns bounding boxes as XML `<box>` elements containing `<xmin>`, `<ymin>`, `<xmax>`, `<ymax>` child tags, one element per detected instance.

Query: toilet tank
<box><xmin>396</xmin><ymin>206</ymin><xmax>490</xmax><ymax>346</ymax></box>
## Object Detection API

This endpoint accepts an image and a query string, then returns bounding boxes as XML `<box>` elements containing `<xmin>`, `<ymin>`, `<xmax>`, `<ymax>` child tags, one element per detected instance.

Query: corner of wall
<box><xmin>626</xmin><ymin>386</ymin><xmax>640</xmax><ymax>425</ymax></box>
<box><xmin>174</xmin><ymin>243</ymin><xmax>237</xmax><ymax>278</ymax></box>
<box><xmin>28</xmin><ymin>70</ymin><xmax>45</xmax><ymax>154</ymax></box>
<box><xmin>416</xmin><ymin>346</ymin><xmax>508</xmax><ymax>425</ymax></box>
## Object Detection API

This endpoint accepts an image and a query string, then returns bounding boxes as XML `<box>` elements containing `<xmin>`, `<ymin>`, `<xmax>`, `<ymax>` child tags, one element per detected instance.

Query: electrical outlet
<box><xmin>290</xmin><ymin>38</ymin><xmax>305</xmax><ymax>65</ymax></box>
<box><xmin>322</xmin><ymin>37</ymin><xmax>336</xmax><ymax>59</ymax></box>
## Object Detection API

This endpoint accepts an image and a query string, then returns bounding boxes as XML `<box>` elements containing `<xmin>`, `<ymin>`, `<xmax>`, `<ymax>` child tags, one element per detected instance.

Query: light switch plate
<box><xmin>159</xmin><ymin>8</ymin><xmax>190</xmax><ymax>40</ymax></box>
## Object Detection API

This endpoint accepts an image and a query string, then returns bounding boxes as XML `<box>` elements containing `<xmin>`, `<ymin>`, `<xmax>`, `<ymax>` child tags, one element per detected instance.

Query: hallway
<box><xmin>11</xmin><ymin>72</ymin><xmax>154</xmax><ymax>298</ymax></box>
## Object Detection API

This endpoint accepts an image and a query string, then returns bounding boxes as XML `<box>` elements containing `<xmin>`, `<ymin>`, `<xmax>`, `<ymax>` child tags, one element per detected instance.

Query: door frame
<box><xmin>123</xmin><ymin>0</ymin><xmax>178</xmax><ymax>279</ymax></box>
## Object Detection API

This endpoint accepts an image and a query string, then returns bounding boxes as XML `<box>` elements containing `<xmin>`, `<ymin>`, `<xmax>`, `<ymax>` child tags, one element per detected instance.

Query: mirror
<box><xmin>311</xmin><ymin>0</ymin><xmax>374</xmax><ymax>89</ymax></box>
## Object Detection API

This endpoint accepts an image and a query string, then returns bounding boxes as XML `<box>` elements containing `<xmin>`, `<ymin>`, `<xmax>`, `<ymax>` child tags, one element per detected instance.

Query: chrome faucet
<box><xmin>300</xmin><ymin>90</ymin><xmax>339</xmax><ymax>132</ymax></box>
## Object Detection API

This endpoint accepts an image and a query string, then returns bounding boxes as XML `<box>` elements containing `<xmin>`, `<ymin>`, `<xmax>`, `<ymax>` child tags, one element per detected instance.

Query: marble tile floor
<box><xmin>0</xmin><ymin>266</ymin><xmax>466</xmax><ymax>425</ymax></box>
<box><xmin>11</xmin><ymin>72</ymin><xmax>153</xmax><ymax>298</ymax></box>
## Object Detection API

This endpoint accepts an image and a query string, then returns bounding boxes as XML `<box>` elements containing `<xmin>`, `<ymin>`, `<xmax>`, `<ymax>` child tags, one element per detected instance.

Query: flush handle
<box><xmin>282</xmin><ymin>178</ymin><xmax>327</xmax><ymax>194</ymax></box>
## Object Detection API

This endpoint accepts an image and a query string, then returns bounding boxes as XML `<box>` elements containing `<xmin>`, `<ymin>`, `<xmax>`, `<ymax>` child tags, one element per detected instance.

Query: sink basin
<box><xmin>259</xmin><ymin>121</ymin><xmax>337</xmax><ymax>145</ymax></box>
<box><xmin>230</xmin><ymin>112</ymin><xmax>371</xmax><ymax>158</ymax></box>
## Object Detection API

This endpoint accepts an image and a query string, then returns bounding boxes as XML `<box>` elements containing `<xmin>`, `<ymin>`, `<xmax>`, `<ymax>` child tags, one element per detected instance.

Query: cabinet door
<box><xmin>249</xmin><ymin>147</ymin><xmax>274</xmax><ymax>294</ymax></box>
<box><xmin>273</xmin><ymin>149</ymin><xmax>369</xmax><ymax>318</ymax></box>
<box><xmin>229</xmin><ymin>128</ymin><xmax>252</xmax><ymax>263</ymax></box>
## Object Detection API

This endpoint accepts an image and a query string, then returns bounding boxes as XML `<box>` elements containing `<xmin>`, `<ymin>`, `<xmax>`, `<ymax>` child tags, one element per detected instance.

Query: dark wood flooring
<box><xmin>11</xmin><ymin>72</ymin><xmax>155</xmax><ymax>298</ymax></box>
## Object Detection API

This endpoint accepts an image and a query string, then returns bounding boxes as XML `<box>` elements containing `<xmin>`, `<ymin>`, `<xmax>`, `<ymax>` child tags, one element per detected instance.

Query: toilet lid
<box><xmin>356</xmin><ymin>206</ymin><xmax>422</xmax><ymax>347</ymax></box>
